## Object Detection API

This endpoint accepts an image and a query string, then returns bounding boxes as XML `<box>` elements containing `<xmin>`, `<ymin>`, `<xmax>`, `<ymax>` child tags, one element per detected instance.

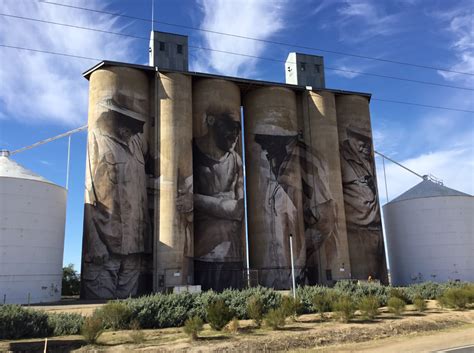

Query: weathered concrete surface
<box><xmin>192</xmin><ymin>78</ymin><xmax>244</xmax><ymax>290</ymax></box>
<box><xmin>244</xmin><ymin>86</ymin><xmax>306</xmax><ymax>289</ymax></box>
<box><xmin>82</xmin><ymin>67</ymin><xmax>151</xmax><ymax>299</ymax></box>
<box><xmin>301</xmin><ymin>90</ymin><xmax>352</xmax><ymax>283</ymax></box>
<box><xmin>335</xmin><ymin>94</ymin><xmax>388</xmax><ymax>283</ymax></box>
<box><xmin>156</xmin><ymin>72</ymin><xmax>194</xmax><ymax>289</ymax></box>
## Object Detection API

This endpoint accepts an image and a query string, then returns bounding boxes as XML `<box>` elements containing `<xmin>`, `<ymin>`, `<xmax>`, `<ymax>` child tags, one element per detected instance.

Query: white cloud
<box><xmin>0</xmin><ymin>0</ymin><xmax>137</xmax><ymax>127</ymax></box>
<box><xmin>435</xmin><ymin>8</ymin><xmax>474</xmax><ymax>85</ymax></box>
<box><xmin>376</xmin><ymin>146</ymin><xmax>473</xmax><ymax>206</ymax></box>
<box><xmin>333</xmin><ymin>0</ymin><xmax>402</xmax><ymax>43</ymax></box>
<box><xmin>192</xmin><ymin>0</ymin><xmax>289</xmax><ymax>77</ymax></box>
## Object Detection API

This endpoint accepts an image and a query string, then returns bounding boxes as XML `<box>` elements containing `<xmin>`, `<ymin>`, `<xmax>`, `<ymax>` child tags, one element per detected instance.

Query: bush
<box><xmin>358</xmin><ymin>295</ymin><xmax>380</xmax><ymax>321</ymax></box>
<box><xmin>128</xmin><ymin>320</ymin><xmax>145</xmax><ymax>344</ymax></box>
<box><xmin>124</xmin><ymin>292</ymin><xmax>196</xmax><ymax>329</ymax></box>
<box><xmin>389</xmin><ymin>288</ymin><xmax>411</xmax><ymax>304</ymax></box>
<box><xmin>437</xmin><ymin>286</ymin><xmax>474</xmax><ymax>310</ymax></box>
<box><xmin>333</xmin><ymin>295</ymin><xmax>356</xmax><ymax>323</ymax></box>
<box><xmin>48</xmin><ymin>313</ymin><xmax>84</xmax><ymax>336</ymax></box>
<box><xmin>387</xmin><ymin>297</ymin><xmax>406</xmax><ymax>316</ymax></box>
<box><xmin>206</xmin><ymin>299</ymin><xmax>234</xmax><ymax>331</ymax></box>
<box><xmin>413</xmin><ymin>297</ymin><xmax>427</xmax><ymax>312</ymax></box>
<box><xmin>247</xmin><ymin>295</ymin><xmax>264</xmax><ymax>327</ymax></box>
<box><xmin>264</xmin><ymin>308</ymin><xmax>286</xmax><ymax>330</ymax></box>
<box><xmin>0</xmin><ymin>305</ymin><xmax>51</xmax><ymax>339</ymax></box>
<box><xmin>311</xmin><ymin>292</ymin><xmax>334</xmax><ymax>320</ymax></box>
<box><xmin>280</xmin><ymin>296</ymin><xmax>303</xmax><ymax>320</ymax></box>
<box><xmin>183</xmin><ymin>316</ymin><xmax>203</xmax><ymax>340</ymax></box>
<box><xmin>62</xmin><ymin>263</ymin><xmax>80</xmax><ymax>296</ymax></box>
<box><xmin>81</xmin><ymin>316</ymin><xmax>104</xmax><ymax>344</ymax></box>
<box><xmin>94</xmin><ymin>301</ymin><xmax>131</xmax><ymax>330</ymax></box>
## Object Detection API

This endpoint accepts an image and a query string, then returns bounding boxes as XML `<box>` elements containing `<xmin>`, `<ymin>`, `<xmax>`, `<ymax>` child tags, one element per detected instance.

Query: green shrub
<box><xmin>94</xmin><ymin>301</ymin><xmax>131</xmax><ymax>330</ymax></box>
<box><xmin>124</xmin><ymin>292</ymin><xmax>196</xmax><ymax>329</ymax></box>
<box><xmin>387</xmin><ymin>297</ymin><xmax>406</xmax><ymax>316</ymax></box>
<box><xmin>0</xmin><ymin>305</ymin><xmax>51</xmax><ymax>339</ymax></box>
<box><xmin>280</xmin><ymin>296</ymin><xmax>303</xmax><ymax>320</ymax></box>
<box><xmin>246</xmin><ymin>295</ymin><xmax>264</xmax><ymax>327</ymax></box>
<box><xmin>128</xmin><ymin>320</ymin><xmax>145</xmax><ymax>344</ymax></box>
<box><xmin>358</xmin><ymin>295</ymin><xmax>380</xmax><ymax>320</ymax></box>
<box><xmin>311</xmin><ymin>292</ymin><xmax>334</xmax><ymax>320</ymax></box>
<box><xmin>333</xmin><ymin>295</ymin><xmax>356</xmax><ymax>323</ymax></box>
<box><xmin>264</xmin><ymin>308</ymin><xmax>286</xmax><ymax>330</ymax></box>
<box><xmin>389</xmin><ymin>288</ymin><xmax>411</xmax><ymax>304</ymax></box>
<box><xmin>183</xmin><ymin>316</ymin><xmax>203</xmax><ymax>340</ymax></box>
<box><xmin>81</xmin><ymin>316</ymin><xmax>104</xmax><ymax>344</ymax></box>
<box><xmin>413</xmin><ymin>297</ymin><xmax>427</xmax><ymax>312</ymax></box>
<box><xmin>437</xmin><ymin>286</ymin><xmax>474</xmax><ymax>310</ymax></box>
<box><xmin>206</xmin><ymin>299</ymin><xmax>233</xmax><ymax>331</ymax></box>
<box><xmin>48</xmin><ymin>312</ymin><xmax>84</xmax><ymax>336</ymax></box>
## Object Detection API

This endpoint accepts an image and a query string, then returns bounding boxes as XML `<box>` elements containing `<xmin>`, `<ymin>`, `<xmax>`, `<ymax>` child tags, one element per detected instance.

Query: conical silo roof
<box><xmin>0</xmin><ymin>150</ymin><xmax>56</xmax><ymax>185</ymax></box>
<box><xmin>390</xmin><ymin>178</ymin><xmax>471</xmax><ymax>203</ymax></box>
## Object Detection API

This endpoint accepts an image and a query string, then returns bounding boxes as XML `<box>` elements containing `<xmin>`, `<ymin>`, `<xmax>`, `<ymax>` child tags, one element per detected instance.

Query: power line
<box><xmin>38</xmin><ymin>0</ymin><xmax>474</xmax><ymax>77</ymax></box>
<box><xmin>372</xmin><ymin>98</ymin><xmax>473</xmax><ymax>113</ymax></box>
<box><xmin>1</xmin><ymin>44</ymin><xmax>473</xmax><ymax>114</ymax></box>
<box><xmin>1</xmin><ymin>13</ymin><xmax>472</xmax><ymax>92</ymax></box>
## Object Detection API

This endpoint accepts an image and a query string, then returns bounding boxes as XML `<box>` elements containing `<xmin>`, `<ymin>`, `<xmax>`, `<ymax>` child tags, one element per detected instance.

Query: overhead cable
<box><xmin>1</xmin><ymin>44</ymin><xmax>473</xmax><ymax>114</ymax></box>
<box><xmin>38</xmin><ymin>0</ymin><xmax>474</xmax><ymax>76</ymax></box>
<box><xmin>1</xmin><ymin>13</ymin><xmax>472</xmax><ymax>92</ymax></box>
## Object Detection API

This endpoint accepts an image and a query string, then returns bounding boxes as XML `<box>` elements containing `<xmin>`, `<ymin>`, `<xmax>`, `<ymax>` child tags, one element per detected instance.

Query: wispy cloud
<box><xmin>333</xmin><ymin>0</ymin><xmax>402</xmax><ymax>43</ymax></box>
<box><xmin>0</xmin><ymin>1</ymin><xmax>136</xmax><ymax>127</ymax></box>
<box><xmin>192</xmin><ymin>0</ymin><xmax>289</xmax><ymax>77</ymax></box>
<box><xmin>434</xmin><ymin>6</ymin><xmax>474</xmax><ymax>84</ymax></box>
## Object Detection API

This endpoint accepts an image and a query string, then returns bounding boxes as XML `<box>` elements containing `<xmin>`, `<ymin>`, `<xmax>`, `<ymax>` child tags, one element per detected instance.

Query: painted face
<box><xmin>255</xmin><ymin>134</ymin><xmax>293</xmax><ymax>160</ymax></box>
<box><xmin>356</xmin><ymin>139</ymin><xmax>371</xmax><ymax>160</ymax></box>
<box><xmin>212</xmin><ymin>115</ymin><xmax>241</xmax><ymax>152</ymax></box>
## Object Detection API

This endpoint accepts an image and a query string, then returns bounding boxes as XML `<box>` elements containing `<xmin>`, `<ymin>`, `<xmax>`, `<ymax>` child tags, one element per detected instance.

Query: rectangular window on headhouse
<box><xmin>177</xmin><ymin>44</ymin><xmax>183</xmax><ymax>54</ymax></box>
<box><xmin>300</xmin><ymin>62</ymin><xmax>306</xmax><ymax>71</ymax></box>
<box><xmin>159</xmin><ymin>41</ymin><xmax>165</xmax><ymax>51</ymax></box>
<box><xmin>314</xmin><ymin>64</ymin><xmax>320</xmax><ymax>73</ymax></box>
<box><xmin>326</xmin><ymin>269</ymin><xmax>332</xmax><ymax>281</ymax></box>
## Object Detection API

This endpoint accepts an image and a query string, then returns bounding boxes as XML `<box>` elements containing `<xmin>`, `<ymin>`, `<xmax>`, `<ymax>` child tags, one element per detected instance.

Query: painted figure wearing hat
<box><xmin>82</xmin><ymin>95</ymin><xmax>150</xmax><ymax>299</ymax></box>
<box><xmin>340</xmin><ymin>124</ymin><xmax>386</xmax><ymax>281</ymax></box>
<box><xmin>193</xmin><ymin>109</ymin><xmax>244</xmax><ymax>291</ymax></box>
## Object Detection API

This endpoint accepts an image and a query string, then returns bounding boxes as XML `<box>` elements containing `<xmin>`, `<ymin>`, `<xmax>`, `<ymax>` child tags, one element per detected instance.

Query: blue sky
<box><xmin>1</xmin><ymin>0</ymin><xmax>472</xmax><ymax>271</ymax></box>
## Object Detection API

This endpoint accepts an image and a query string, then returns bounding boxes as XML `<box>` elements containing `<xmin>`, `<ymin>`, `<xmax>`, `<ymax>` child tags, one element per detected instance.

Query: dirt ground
<box><xmin>2</xmin><ymin>301</ymin><xmax>473</xmax><ymax>352</ymax></box>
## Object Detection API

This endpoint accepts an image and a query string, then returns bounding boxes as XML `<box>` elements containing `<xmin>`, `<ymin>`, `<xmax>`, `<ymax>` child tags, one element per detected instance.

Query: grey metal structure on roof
<box><xmin>390</xmin><ymin>179</ymin><xmax>471</xmax><ymax>203</ymax></box>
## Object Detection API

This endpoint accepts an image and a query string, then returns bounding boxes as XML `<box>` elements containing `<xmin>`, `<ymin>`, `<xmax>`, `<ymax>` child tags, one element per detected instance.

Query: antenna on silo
<box><xmin>151</xmin><ymin>0</ymin><xmax>155</xmax><ymax>32</ymax></box>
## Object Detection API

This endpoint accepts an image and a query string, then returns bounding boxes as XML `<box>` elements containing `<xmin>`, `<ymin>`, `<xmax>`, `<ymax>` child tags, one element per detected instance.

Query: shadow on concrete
<box><xmin>8</xmin><ymin>338</ymin><xmax>85</xmax><ymax>353</ymax></box>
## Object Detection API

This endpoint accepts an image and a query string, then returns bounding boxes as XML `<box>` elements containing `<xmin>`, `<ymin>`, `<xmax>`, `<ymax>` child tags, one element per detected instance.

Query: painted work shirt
<box><xmin>84</xmin><ymin>129</ymin><xmax>149</xmax><ymax>258</ymax></box>
<box><xmin>340</xmin><ymin>140</ymin><xmax>380</xmax><ymax>227</ymax></box>
<box><xmin>259</xmin><ymin>139</ymin><xmax>306</xmax><ymax>287</ymax></box>
<box><xmin>193</xmin><ymin>143</ymin><xmax>244</xmax><ymax>263</ymax></box>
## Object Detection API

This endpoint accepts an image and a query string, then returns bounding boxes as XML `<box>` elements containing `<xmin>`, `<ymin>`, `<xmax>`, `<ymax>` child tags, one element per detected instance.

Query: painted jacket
<box><xmin>84</xmin><ymin>129</ymin><xmax>149</xmax><ymax>259</ymax></box>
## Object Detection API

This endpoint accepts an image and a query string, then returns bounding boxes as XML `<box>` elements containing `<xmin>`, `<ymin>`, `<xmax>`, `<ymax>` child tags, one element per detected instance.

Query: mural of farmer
<box><xmin>193</xmin><ymin>109</ymin><xmax>244</xmax><ymax>291</ymax></box>
<box><xmin>82</xmin><ymin>96</ymin><xmax>150</xmax><ymax>299</ymax></box>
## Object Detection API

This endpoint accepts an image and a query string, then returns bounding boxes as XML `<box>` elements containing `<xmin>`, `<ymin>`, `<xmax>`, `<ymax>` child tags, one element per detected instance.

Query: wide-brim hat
<box><xmin>99</xmin><ymin>98</ymin><xmax>146</xmax><ymax>125</ymax></box>
<box><xmin>346</xmin><ymin>125</ymin><xmax>371</xmax><ymax>142</ymax></box>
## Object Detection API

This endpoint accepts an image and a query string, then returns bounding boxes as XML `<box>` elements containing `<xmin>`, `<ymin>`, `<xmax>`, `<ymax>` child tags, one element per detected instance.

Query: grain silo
<box><xmin>0</xmin><ymin>150</ymin><xmax>67</xmax><ymax>304</ymax></box>
<box><xmin>383</xmin><ymin>177</ymin><xmax>473</xmax><ymax>286</ymax></box>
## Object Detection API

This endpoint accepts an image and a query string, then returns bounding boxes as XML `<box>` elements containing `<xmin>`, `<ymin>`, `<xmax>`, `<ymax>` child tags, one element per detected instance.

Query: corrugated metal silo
<box><xmin>0</xmin><ymin>150</ymin><xmax>67</xmax><ymax>304</ymax></box>
<box><xmin>383</xmin><ymin>178</ymin><xmax>473</xmax><ymax>286</ymax></box>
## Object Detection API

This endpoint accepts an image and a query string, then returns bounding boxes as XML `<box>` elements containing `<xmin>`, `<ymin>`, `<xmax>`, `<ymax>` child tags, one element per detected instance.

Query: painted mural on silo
<box><xmin>82</xmin><ymin>67</ymin><xmax>151</xmax><ymax>299</ymax></box>
<box><xmin>336</xmin><ymin>94</ymin><xmax>388</xmax><ymax>283</ymax></box>
<box><xmin>301</xmin><ymin>91</ymin><xmax>352</xmax><ymax>284</ymax></box>
<box><xmin>244</xmin><ymin>87</ymin><xmax>306</xmax><ymax>289</ymax></box>
<box><xmin>192</xmin><ymin>79</ymin><xmax>244</xmax><ymax>291</ymax></box>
